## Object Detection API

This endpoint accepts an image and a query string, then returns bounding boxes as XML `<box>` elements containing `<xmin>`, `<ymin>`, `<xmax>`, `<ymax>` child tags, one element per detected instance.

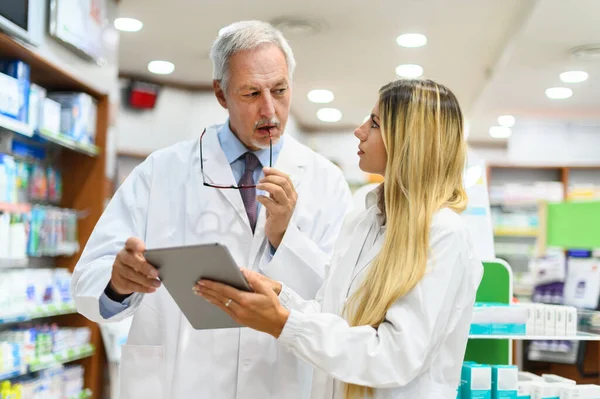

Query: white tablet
<box><xmin>143</xmin><ymin>243</ymin><xmax>252</xmax><ymax>330</ymax></box>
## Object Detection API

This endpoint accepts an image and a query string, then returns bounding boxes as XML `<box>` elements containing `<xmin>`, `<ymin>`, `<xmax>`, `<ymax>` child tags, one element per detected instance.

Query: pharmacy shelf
<box><xmin>493</xmin><ymin>228</ymin><xmax>539</xmax><ymax>237</ymax></box>
<box><xmin>0</xmin><ymin>302</ymin><xmax>78</xmax><ymax>326</ymax></box>
<box><xmin>0</xmin><ymin>258</ymin><xmax>28</xmax><ymax>269</ymax></box>
<box><xmin>70</xmin><ymin>389</ymin><xmax>92</xmax><ymax>399</ymax></box>
<box><xmin>469</xmin><ymin>332</ymin><xmax>600</xmax><ymax>341</ymax></box>
<box><xmin>0</xmin><ymin>344</ymin><xmax>94</xmax><ymax>380</ymax></box>
<box><xmin>37</xmin><ymin>128</ymin><xmax>100</xmax><ymax>157</ymax></box>
<box><xmin>29</xmin><ymin>343</ymin><xmax>95</xmax><ymax>372</ymax></box>
<box><xmin>0</xmin><ymin>202</ymin><xmax>32</xmax><ymax>214</ymax></box>
<box><xmin>0</xmin><ymin>113</ymin><xmax>33</xmax><ymax>137</ymax></box>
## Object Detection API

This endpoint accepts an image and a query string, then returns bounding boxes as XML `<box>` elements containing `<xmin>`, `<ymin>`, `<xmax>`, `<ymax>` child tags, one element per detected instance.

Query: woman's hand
<box><xmin>194</xmin><ymin>269</ymin><xmax>290</xmax><ymax>338</ymax></box>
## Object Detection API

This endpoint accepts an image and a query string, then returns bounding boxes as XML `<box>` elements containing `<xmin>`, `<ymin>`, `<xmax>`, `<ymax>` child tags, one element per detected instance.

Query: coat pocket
<box><xmin>120</xmin><ymin>345</ymin><xmax>166</xmax><ymax>399</ymax></box>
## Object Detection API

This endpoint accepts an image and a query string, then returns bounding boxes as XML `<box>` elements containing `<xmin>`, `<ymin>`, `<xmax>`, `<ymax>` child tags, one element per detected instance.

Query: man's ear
<box><xmin>213</xmin><ymin>80</ymin><xmax>228</xmax><ymax>109</ymax></box>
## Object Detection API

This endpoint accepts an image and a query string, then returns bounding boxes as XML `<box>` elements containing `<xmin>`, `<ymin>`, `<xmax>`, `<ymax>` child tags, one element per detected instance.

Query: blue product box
<box><xmin>0</xmin><ymin>60</ymin><xmax>30</xmax><ymax>123</ymax></box>
<box><xmin>492</xmin><ymin>365</ymin><xmax>518</xmax><ymax>399</ymax></box>
<box><xmin>47</xmin><ymin>92</ymin><xmax>97</xmax><ymax>145</ymax></box>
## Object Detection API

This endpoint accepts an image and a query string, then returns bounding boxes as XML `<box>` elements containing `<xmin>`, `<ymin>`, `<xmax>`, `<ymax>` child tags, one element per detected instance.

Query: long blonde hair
<box><xmin>344</xmin><ymin>79</ymin><xmax>468</xmax><ymax>399</ymax></box>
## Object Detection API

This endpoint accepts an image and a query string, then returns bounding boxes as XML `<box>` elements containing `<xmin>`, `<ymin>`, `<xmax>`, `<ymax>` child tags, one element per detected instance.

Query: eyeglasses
<box><xmin>199</xmin><ymin>128</ymin><xmax>273</xmax><ymax>189</ymax></box>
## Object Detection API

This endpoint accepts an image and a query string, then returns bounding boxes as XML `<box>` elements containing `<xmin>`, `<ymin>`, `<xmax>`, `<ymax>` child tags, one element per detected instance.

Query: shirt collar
<box><xmin>217</xmin><ymin>119</ymin><xmax>283</xmax><ymax>167</ymax></box>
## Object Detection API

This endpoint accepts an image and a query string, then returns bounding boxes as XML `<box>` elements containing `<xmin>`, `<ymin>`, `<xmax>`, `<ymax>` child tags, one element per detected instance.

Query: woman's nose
<box><xmin>354</xmin><ymin>126</ymin><xmax>366</xmax><ymax>141</ymax></box>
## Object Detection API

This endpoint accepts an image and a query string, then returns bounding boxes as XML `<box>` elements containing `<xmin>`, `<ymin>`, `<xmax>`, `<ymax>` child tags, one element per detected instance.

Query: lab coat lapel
<box><xmin>201</xmin><ymin>126</ymin><xmax>250</xmax><ymax>230</ymax></box>
<box><xmin>333</xmin><ymin>210</ymin><xmax>375</xmax><ymax>311</ymax></box>
<box><xmin>249</xmin><ymin>136</ymin><xmax>307</xmax><ymax>267</ymax></box>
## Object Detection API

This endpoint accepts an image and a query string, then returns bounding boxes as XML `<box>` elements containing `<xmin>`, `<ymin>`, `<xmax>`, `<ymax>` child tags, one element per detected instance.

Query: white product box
<box><xmin>560</xmin><ymin>384</ymin><xmax>600</xmax><ymax>399</ymax></box>
<box><xmin>532</xmin><ymin>382</ymin><xmax>573</xmax><ymax>399</ymax></box>
<box><xmin>0</xmin><ymin>72</ymin><xmax>20</xmax><ymax>118</ymax></box>
<box><xmin>534</xmin><ymin>305</ymin><xmax>546</xmax><ymax>335</ymax></box>
<box><xmin>542</xmin><ymin>374</ymin><xmax>576</xmax><ymax>386</ymax></box>
<box><xmin>565</xmin><ymin>307</ymin><xmax>577</xmax><ymax>336</ymax></box>
<box><xmin>41</xmin><ymin>97</ymin><xmax>61</xmax><ymax>134</ymax></box>
<box><xmin>555</xmin><ymin>306</ymin><xmax>567</xmax><ymax>336</ymax></box>
<box><xmin>518</xmin><ymin>372</ymin><xmax>542</xmax><ymax>398</ymax></box>
<box><xmin>545</xmin><ymin>306</ymin><xmax>556</xmax><ymax>336</ymax></box>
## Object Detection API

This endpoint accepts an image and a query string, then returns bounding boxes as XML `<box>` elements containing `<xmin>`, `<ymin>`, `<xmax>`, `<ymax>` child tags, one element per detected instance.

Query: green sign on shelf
<box><xmin>546</xmin><ymin>201</ymin><xmax>600</xmax><ymax>249</ymax></box>
<box><xmin>464</xmin><ymin>260</ymin><xmax>512</xmax><ymax>365</ymax></box>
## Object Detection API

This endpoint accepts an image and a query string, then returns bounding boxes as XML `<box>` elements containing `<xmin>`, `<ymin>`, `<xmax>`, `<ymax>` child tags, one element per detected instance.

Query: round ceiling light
<box><xmin>114</xmin><ymin>18</ymin><xmax>143</xmax><ymax>32</ymax></box>
<box><xmin>396</xmin><ymin>64</ymin><xmax>424</xmax><ymax>78</ymax></box>
<box><xmin>497</xmin><ymin>115</ymin><xmax>516</xmax><ymax>127</ymax></box>
<box><xmin>569</xmin><ymin>44</ymin><xmax>600</xmax><ymax>60</ymax></box>
<box><xmin>396</xmin><ymin>33</ymin><xmax>427</xmax><ymax>48</ymax></box>
<box><xmin>489</xmin><ymin>126</ymin><xmax>512</xmax><ymax>139</ymax></box>
<box><xmin>271</xmin><ymin>18</ymin><xmax>322</xmax><ymax>37</ymax></box>
<box><xmin>148</xmin><ymin>60</ymin><xmax>175</xmax><ymax>75</ymax></box>
<box><xmin>317</xmin><ymin>108</ymin><xmax>342</xmax><ymax>123</ymax></box>
<box><xmin>308</xmin><ymin>89</ymin><xmax>334</xmax><ymax>104</ymax></box>
<box><xmin>560</xmin><ymin>70</ymin><xmax>588</xmax><ymax>83</ymax></box>
<box><xmin>545</xmin><ymin>87</ymin><xmax>573</xmax><ymax>100</ymax></box>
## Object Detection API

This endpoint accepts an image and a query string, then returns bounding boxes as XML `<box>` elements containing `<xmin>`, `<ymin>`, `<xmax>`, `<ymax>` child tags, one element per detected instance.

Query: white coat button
<box><xmin>243</xmin><ymin>359</ymin><xmax>252</xmax><ymax>368</ymax></box>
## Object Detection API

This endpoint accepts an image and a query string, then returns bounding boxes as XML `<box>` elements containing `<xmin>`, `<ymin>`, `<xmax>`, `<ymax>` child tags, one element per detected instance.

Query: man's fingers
<box><xmin>262</xmin><ymin>167</ymin><xmax>291</xmax><ymax>181</ymax></box>
<box><xmin>257</xmin><ymin>195</ymin><xmax>277</xmax><ymax>210</ymax></box>
<box><xmin>256</xmin><ymin>182</ymin><xmax>288</xmax><ymax>203</ymax></box>
<box><xmin>259</xmin><ymin>175</ymin><xmax>294</xmax><ymax>198</ymax></box>
<box><xmin>117</xmin><ymin>276</ymin><xmax>156</xmax><ymax>294</ymax></box>
<box><xmin>125</xmin><ymin>237</ymin><xmax>146</xmax><ymax>253</ymax></box>
<box><xmin>119</xmin><ymin>251</ymin><xmax>159</xmax><ymax>278</ymax></box>
<box><xmin>119</xmin><ymin>265</ymin><xmax>161</xmax><ymax>289</ymax></box>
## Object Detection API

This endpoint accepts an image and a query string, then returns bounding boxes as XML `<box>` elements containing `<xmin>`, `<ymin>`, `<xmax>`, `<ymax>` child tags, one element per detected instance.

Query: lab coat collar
<box><xmin>200</xmin><ymin>125</ymin><xmax>249</xmax><ymax>230</ymax></box>
<box><xmin>365</xmin><ymin>184</ymin><xmax>384</xmax><ymax>215</ymax></box>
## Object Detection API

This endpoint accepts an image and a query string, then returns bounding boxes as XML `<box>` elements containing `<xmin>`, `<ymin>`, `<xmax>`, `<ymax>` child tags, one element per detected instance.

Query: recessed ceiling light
<box><xmin>570</xmin><ymin>44</ymin><xmax>600</xmax><ymax>60</ymax></box>
<box><xmin>396</xmin><ymin>64</ymin><xmax>424</xmax><ymax>78</ymax></box>
<box><xmin>396</xmin><ymin>33</ymin><xmax>427</xmax><ymax>48</ymax></box>
<box><xmin>148</xmin><ymin>60</ymin><xmax>175</xmax><ymax>75</ymax></box>
<box><xmin>114</xmin><ymin>18</ymin><xmax>143</xmax><ymax>32</ymax></box>
<box><xmin>498</xmin><ymin>115</ymin><xmax>516</xmax><ymax>127</ymax></box>
<box><xmin>560</xmin><ymin>71</ymin><xmax>588</xmax><ymax>83</ymax></box>
<box><xmin>545</xmin><ymin>87</ymin><xmax>573</xmax><ymax>100</ymax></box>
<box><xmin>308</xmin><ymin>89</ymin><xmax>334</xmax><ymax>104</ymax></box>
<box><xmin>489</xmin><ymin>126</ymin><xmax>512</xmax><ymax>139</ymax></box>
<box><xmin>317</xmin><ymin>108</ymin><xmax>342</xmax><ymax>122</ymax></box>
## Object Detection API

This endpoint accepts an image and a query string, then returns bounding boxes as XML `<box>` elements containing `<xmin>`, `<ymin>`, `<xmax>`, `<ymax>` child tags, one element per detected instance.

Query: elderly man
<box><xmin>71</xmin><ymin>20</ymin><xmax>352</xmax><ymax>399</ymax></box>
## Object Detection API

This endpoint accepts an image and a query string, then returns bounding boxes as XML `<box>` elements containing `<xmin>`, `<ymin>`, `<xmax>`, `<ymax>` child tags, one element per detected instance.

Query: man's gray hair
<box><xmin>210</xmin><ymin>20</ymin><xmax>296</xmax><ymax>93</ymax></box>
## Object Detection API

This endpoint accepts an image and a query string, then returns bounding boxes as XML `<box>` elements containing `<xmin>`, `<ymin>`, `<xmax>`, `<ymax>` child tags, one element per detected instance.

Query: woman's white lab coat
<box><xmin>70</xmin><ymin>124</ymin><xmax>352</xmax><ymax>399</ymax></box>
<box><xmin>276</xmin><ymin>190</ymin><xmax>483</xmax><ymax>398</ymax></box>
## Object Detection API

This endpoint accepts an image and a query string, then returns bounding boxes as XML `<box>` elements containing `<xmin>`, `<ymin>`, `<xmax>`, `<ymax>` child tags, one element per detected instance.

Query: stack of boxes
<box><xmin>458</xmin><ymin>364</ymin><xmax>600</xmax><ymax>399</ymax></box>
<box><xmin>0</xmin><ymin>59</ymin><xmax>97</xmax><ymax>146</ymax></box>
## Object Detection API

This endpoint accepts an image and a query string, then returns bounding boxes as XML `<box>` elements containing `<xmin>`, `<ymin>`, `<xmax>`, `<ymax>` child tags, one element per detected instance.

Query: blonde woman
<box><xmin>196</xmin><ymin>79</ymin><xmax>483</xmax><ymax>398</ymax></box>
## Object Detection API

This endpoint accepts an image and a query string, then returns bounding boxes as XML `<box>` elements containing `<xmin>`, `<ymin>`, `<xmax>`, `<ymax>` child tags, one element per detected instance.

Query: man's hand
<box><xmin>256</xmin><ymin>167</ymin><xmax>297</xmax><ymax>249</ymax></box>
<box><xmin>109</xmin><ymin>237</ymin><xmax>161</xmax><ymax>296</ymax></box>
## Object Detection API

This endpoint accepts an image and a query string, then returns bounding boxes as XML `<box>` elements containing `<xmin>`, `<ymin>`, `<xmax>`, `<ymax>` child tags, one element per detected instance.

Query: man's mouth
<box><xmin>257</xmin><ymin>125</ymin><xmax>277</xmax><ymax>135</ymax></box>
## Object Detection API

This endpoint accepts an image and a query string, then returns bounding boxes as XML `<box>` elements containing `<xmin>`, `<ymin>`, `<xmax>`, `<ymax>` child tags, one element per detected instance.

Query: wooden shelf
<box><xmin>0</xmin><ymin>202</ymin><xmax>32</xmax><ymax>214</ymax></box>
<box><xmin>0</xmin><ymin>31</ymin><xmax>108</xmax><ymax>399</ymax></box>
<box><xmin>494</xmin><ymin>228</ymin><xmax>539</xmax><ymax>237</ymax></box>
<box><xmin>469</xmin><ymin>332</ymin><xmax>600</xmax><ymax>341</ymax></box>
<box><xmin>0</xmin><ymin>302</ymin><xmax>78</xmax><ymax>326</ymax></box>
<box><xmin>0</xmin><ymin>344</ymin><xmax>95</xmax><ymax>380</ymax></box>
<box><xmin>0</xmin><ymin>33</ymin><xmax>104</xmax><ymax>97</ymax></box>
<box><xmin>0</xmin><ymin>113</ymin><xmax>33</xmax><ymax>137</ymax></box>
<box><xmin>37</xmin><ymin>128</ymin><xmax>100</xmax><ymax>157</ymax></box>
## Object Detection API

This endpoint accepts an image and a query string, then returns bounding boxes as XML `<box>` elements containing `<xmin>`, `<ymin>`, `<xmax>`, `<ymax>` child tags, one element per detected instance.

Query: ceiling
<box><xmin>117</xmin><ymin>0</ymin><xmax>600</xmax><ymax>142</ymax></box>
